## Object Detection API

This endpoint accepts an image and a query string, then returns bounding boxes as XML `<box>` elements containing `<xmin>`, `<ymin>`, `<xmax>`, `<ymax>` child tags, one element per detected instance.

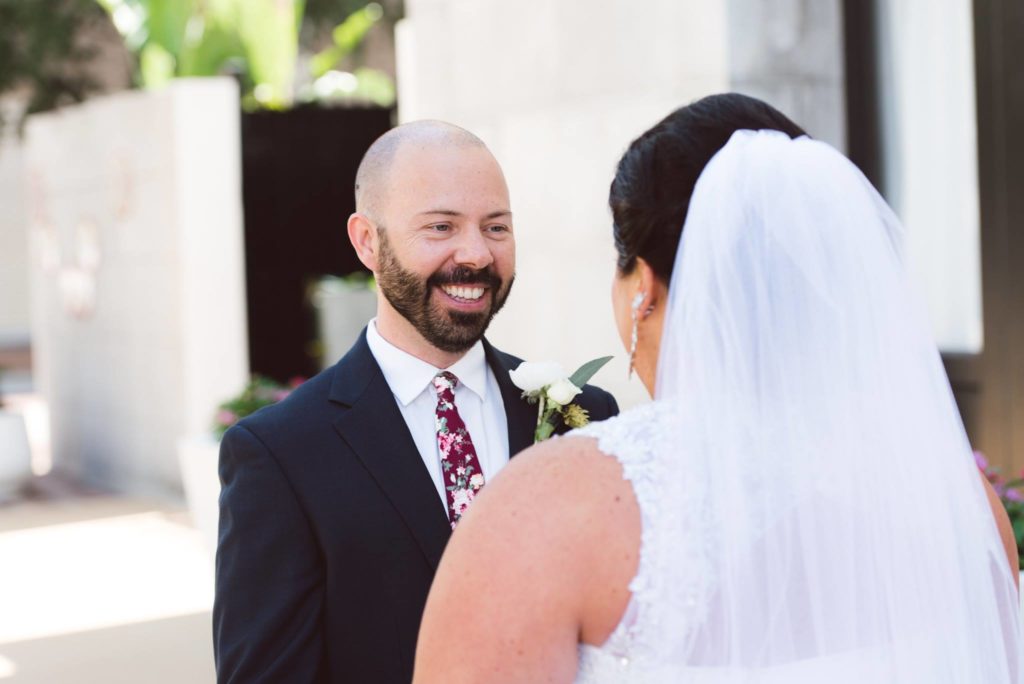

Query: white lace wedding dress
<box><xmin>569</xmin><ymin>130</ymin><xmax>1019</xmax><ymax>683</ymax></box>
<box><xmin>572</xmin><ymin>401</ymin><xmax>693</xmax><ymax>684</ymax></box>
<box><xmin>568</xmin><ymin>399</ymin><xmax>1017</xmax><ymax>684</ymax></box>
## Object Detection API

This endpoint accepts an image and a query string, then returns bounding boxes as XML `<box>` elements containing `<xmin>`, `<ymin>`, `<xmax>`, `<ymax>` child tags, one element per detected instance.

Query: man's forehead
<box><xmin>389</xmin><ymin>148</ymin><xmax>509</xmax><ymax>201</ymax></box>
<box><xmin>413</xmin><ymin>208</ymin><xmax>513</xmax><ymax>220</ymax></box>
<box><xmin>361</xmin><ymin>121</ymin><xmax>488</xmax><ymax>183</ymax></box>
<box><xmin>355</xmin><ymin>121</ymin><xmax>504</xmax><ymax>216</ymax></box>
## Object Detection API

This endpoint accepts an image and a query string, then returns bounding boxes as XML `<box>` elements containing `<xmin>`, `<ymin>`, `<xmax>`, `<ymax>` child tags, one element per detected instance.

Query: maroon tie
<box><xmin>432</xmin><ymin>371</ymin><xmax>485</xmax><ymax>528</ymax></box>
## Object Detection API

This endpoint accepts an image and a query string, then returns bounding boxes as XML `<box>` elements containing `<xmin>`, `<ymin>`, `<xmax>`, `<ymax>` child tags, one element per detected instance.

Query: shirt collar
<box><xmin>366</xmin><ymin>319</ymin><xmax>489</xmax><ymax>406</ymax></box>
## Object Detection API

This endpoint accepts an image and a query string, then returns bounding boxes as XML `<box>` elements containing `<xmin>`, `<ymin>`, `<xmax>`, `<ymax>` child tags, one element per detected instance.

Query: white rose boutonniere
<box><xmin>510</xmin><ymin>356</ymin><xmax>613</xmax><ymax>442</ymax></box>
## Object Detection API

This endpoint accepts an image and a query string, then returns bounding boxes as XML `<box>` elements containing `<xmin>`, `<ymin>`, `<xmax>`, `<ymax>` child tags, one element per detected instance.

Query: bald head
<box><xmin>354</xmin><ymin>120</ymin><xmax>489</xmax><ymax>218</ymax></box>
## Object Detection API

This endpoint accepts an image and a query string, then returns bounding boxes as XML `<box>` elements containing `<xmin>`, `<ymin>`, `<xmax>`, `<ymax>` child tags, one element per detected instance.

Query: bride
<box><xmin>412</xmin><ymin>93</ymin><xmax>1022</xmax><ymax>683</ymax></box>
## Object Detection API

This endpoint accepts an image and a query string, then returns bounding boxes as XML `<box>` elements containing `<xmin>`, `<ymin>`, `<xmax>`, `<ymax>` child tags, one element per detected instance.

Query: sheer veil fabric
<box><xmin>624</xmin><ymin>130</ymin><xmax>1020</xmax><ymax>680</ymax></box>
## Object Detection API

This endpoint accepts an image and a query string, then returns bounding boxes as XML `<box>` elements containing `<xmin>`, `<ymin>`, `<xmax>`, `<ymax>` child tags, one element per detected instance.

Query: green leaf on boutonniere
<box><xmin>569</xmin><ymin>356</ymin><xmax>613</xmax><ymax>389</ymax></box>
<box><xmin>535</xmin><ymin>419</ymin><xmax>557</xmax><ymax>442</ymax></box>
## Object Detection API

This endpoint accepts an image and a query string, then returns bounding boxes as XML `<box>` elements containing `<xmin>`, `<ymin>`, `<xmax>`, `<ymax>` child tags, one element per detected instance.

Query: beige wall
<box><xmin>25</xmin><ymin>79</ymin><xmax>248</xmax><ymax>494</ymax></box>
<box><xmin>397</xmin><ymin>0</ymin><xmax>846</xmax><ymax>407</ymax></box>
<box><xmin>0</xmin><ymin>14</ymin><xmax>132</xmax><ymax>354</ymax></box>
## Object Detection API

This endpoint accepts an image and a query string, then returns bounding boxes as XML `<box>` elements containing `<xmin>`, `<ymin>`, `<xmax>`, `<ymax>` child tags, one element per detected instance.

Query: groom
<box><xmin>213</xmin><ymin>121</ymin><xmax>619</xmax><ymax>683</ymax></box>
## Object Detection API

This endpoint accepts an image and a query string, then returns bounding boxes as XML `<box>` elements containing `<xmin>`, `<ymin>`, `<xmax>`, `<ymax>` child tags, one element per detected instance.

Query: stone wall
<box><xmin>728</xmin><ymin>0</ymin><xmax>846</xmax><ymax>150</ymax></box>
<box><xmin>396</xmin><ymin>0</ymin><xmax>846</xmax><ymax>406</ymax></box>
<box><xmin>24</xmin><ymin>79</ymin><xmax>248</xmax><ymax>494</ymax></box>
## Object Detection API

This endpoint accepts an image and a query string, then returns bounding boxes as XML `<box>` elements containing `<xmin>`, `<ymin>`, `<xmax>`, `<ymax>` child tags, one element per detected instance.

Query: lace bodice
<box><xmin>568</xmin><ymin>403</ymin><xmax>950</xmax><ymax>684</ymax></box>
<box><xmin>570</xmin><ymin>401</ymin><xmax>715</xmax><ymax>683</ymax></box>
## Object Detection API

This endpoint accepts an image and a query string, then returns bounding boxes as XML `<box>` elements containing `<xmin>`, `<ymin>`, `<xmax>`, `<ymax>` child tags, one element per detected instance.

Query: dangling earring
<box><xmin>628</xmin><ymin>292</ymin><xmax>645</xmax><ymax>379</ymax></box>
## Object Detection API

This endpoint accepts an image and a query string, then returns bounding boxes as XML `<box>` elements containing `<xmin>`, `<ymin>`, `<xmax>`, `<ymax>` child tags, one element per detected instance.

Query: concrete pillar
<box><xmin>24</xmin><ymin>78</ymin><xmax>249</xmax><ymax>494</ymax></box>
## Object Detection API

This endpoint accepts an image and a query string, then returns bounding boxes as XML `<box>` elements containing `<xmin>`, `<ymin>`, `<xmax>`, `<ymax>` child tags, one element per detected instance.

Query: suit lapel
<box><xmin>483</xmin><ymin>340</ymin><xmax>535</xmax><ymax>459</ymax></box>
<box><xmin>329</xmin><ymin>332</ymin><xmax>451</xmax><ymax>570</ymax></box>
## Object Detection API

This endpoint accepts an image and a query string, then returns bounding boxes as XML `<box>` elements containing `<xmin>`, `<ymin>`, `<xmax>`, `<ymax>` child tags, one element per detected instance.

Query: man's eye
<box><xmin>431</xmin><ymin>223</ymin><xmax>452</xmax><ymax>232</ymax></box>
<box><xmin>486</xmin><ymin>224</ymin><xmax>509</xmax><ymax>233</ymax></box>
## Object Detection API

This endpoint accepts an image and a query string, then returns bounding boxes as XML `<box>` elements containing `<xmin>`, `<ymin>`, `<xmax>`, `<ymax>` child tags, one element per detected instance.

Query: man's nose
<box><xmin>452</xmin><ymin>227</ymin><xmax>494</xmax><ymax>270</ymax></box>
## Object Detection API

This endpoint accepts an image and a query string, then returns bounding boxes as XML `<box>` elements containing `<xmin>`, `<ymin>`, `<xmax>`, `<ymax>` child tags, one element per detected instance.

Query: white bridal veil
<box><xmin>650</xmin><ymin>130</ymin><xmax>1021</xmax><ymax>681</ymax></box>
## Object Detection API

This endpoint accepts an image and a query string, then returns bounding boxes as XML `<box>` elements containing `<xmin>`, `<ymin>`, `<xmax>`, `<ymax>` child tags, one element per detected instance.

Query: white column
<box><xmin>24</xmin><ymin>78</ymin><xmax>249</xmax><ymax>494</ymax></box>
<box><xmin>876</xmin><ymin>0</ymin><xmax>982</xmax><ymax>353</ymax></box>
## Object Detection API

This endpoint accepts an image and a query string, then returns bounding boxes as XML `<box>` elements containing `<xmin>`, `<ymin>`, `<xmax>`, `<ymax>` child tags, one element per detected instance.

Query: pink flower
<box><xmin>273</xmin><ymin>389</ymin><xmax>291</xmax><ymax>402</ymax></box>
<box><xmin>216</xmin><ymin>409</ymin><xmax>238</xmax><ymax>426</ymax></box>
<box><xmin>1006</xmin><ymin>488</ymin><xmax>1024</xmax><ymax>503</ymax></box>
<box><xmin>438</xmin><ymin>433</ymin><xmax>457</xmax><ymax>457</ymax></box>
<box><xmin>288</xmin><ymin>376</ymin><xmax>306</xmax><ymax>388</ymax></box>
<box><xmin>974</xmin><ymin>451</ymin><xmax>989</xmax><ymax>472</ymax></box>
<box><xmin>452</xmin><ymin>487</ymin><xmax>474</xmax><ymax>513</ymax></box>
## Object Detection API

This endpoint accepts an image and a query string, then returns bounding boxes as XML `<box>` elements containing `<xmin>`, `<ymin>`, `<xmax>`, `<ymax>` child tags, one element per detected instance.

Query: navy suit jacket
<box><xmin>213</xmin><ymin>330</ymin><xmax>619</xmax><ymax>683</ymax></box>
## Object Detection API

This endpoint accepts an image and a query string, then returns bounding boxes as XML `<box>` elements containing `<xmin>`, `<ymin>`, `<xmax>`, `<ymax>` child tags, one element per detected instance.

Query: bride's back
<box><xmin>578</xmin><ymin>106</ymin><xmax>1021</xmax><ymax>681</ymax></box>
<box><xmin>414</xmin><ymin>95</ymin><xmax>1021</xmax><ymax>684</ymax></box>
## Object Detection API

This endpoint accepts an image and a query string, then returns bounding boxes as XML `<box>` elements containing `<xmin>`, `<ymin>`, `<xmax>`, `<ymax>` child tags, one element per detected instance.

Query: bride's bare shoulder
<box><xmin>479</xmin><ymin>433</ymin><xmax>635</xmax><ymax>520</ymax></box>
<box><xmin>454</xmin><ymin>433</ymin><xmax>640</xmax><ymax>636</ymax></box>
<box><xmin>416</xmin><ymin>432</ymin><xmax>641</xmax><ymax>681</ymax></box>
<box><xmin>455</xmin><ymin>431</ymin><xmax>641</xmax><ymax>563</ymax></box>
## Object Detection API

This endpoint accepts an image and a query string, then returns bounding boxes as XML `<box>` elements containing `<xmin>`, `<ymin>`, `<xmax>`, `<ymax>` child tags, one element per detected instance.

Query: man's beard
<box><xmin>376</xmin><ymin>231</ymin><xmax>514</xmax><ymax>354</ymax></box>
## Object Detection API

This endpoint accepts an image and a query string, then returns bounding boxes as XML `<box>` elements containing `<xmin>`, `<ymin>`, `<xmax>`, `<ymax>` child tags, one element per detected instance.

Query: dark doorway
<box><xmin>972</xmin><ymin>0</ymin><xmax>1024</xmax><ymax>469</ymax></box>
<box><xmin>241</xmin><ymin>106</ymin><xmax>393</xmax><ymax>382</ymax></box>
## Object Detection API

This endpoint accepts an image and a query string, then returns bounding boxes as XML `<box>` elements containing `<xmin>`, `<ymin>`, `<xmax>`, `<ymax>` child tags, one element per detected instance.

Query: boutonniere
<box><xmin>510</xmin><ymin>356</ymin><xmax>613</xmax><ymax>442</ymax></box>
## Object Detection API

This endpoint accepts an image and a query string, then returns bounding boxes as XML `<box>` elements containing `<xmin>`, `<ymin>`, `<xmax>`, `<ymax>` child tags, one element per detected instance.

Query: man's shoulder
<box><xmin>234</xmin><ymin>330</ymin><xmax>377</xmax><ymax>436</ymax></box>
<box><xmin>575</xmin><ymin>382</ymin><xmax>618</xmax><ymax>420</ymax></box>
<box><xmin>230</xmin><ymin>365</ymin><xmax>338</xmax><ymax>447</ymax></box>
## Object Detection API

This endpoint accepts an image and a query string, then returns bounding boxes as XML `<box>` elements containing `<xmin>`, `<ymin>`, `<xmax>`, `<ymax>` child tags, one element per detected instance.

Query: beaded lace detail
<box><xmin>570</xmin><ymin>401</ymin><xmax>715</xmax><ymax>683</ymax></box>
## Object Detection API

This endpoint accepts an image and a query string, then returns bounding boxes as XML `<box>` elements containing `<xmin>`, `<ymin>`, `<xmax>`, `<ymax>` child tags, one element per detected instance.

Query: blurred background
<box><xmin>0</xmin><ymin>0</ymin><xmax>1021</xmax><ymax>681</ymax></box>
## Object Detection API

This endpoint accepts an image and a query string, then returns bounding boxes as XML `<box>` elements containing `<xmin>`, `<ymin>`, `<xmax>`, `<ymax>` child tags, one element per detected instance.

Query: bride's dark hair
<box><xmin>610</xmin><ymin>93</ymin><xmax>806</xmax><ymax>282</ymax></box>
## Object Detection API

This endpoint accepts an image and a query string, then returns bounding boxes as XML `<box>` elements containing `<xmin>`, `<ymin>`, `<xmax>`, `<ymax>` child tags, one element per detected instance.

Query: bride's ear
<box><xmin>634</xmin><ymin>258</ymin><xmax>662</xmax><ymax>319</ymax></box>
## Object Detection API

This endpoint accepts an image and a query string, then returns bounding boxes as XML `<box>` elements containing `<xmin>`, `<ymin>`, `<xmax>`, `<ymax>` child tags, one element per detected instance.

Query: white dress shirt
<box><xmin>366</xmin><ymin>319</ymin><xmax>510</xmax><ymax>510</ymax></box>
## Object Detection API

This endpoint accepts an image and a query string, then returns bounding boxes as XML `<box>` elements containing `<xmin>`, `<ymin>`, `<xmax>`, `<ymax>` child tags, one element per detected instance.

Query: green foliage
<box><xmin>309</xmin><ymin>3</ymin><xmax>382</xmax><ymax>78</ymax></box>
<box><xmin>0</xmin><ymin>0</ymin><xmax>108</xmax><ymax>132</ymax></box>
<box><xmin>304</xmin><ymin>0</ymin><xmax>401</xmax><ymax>28</ymax></box>
<box><xmin>212</xmin><ymin>375</ymin><xmax>305</xmax><ymax>438</ymax></box>
<box><xmin>96</xmin><ymin>0</ymin><xmax>299</xmax><ymax>107</ymax></box>
<box><xmin>1009</xmin><ymin>499</ymin><xmax>1024</xmax><ymax>567</ymax></box>
<box><xmin>96</xmin><ymin>0</ymin><xmax>394</xmax><ymax>109</ymax></box>
<box><xmin>976</xmin><ymin>451</ymin><xmax>1024</xmax><ymax>567</ymax></box>
<box><xmin>0</xmin><ymin>0</ymin><xmax>396</xmax><ymax>131</ymax></box>
<box><xmin>234</xmin><ymin>0</ymin><xmax>303</xmax><ymax>108</ymax></box>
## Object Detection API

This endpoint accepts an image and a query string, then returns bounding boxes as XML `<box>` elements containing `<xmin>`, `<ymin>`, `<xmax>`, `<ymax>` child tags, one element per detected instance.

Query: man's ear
<box><xmin>347</xmin><ymin>213</ymin><xmax>379</xmax><ymax>272</ymax></box>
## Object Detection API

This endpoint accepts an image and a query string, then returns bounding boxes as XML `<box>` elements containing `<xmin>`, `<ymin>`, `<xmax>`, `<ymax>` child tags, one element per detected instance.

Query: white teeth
<box><xmin>442</xmin><ymin>285</ymin><xmax>485</xmax><ymax>301</ymax></box>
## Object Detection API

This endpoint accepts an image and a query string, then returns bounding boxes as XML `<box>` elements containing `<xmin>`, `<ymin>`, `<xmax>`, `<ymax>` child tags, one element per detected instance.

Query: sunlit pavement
<box><xmin>0</xmin><ymin>490</ymin><xmax>216</xmax><ymax>683</ymax></box>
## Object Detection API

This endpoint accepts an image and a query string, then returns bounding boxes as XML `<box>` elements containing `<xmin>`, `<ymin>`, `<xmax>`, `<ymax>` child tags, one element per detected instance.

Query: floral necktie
<box><xmin>432</xmin><ymin>371</ymin><xmax>485</xmax><ymax>529</ymax></box>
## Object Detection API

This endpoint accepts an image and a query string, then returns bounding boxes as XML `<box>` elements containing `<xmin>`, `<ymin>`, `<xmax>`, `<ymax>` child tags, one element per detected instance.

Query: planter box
<box><xmin>312</xmin><ymin>279</ymin><xmax>376</xmax><ymax>369</ymax></box>
<box><xmin>178</xmin><ymin>434</ymin><xmax>222</xmax><ymax>557</ymax></box>
<box><xmin>0</xmin><ymin>411</ymin><xmax>31</xmax><ymax>501</ymax></box>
